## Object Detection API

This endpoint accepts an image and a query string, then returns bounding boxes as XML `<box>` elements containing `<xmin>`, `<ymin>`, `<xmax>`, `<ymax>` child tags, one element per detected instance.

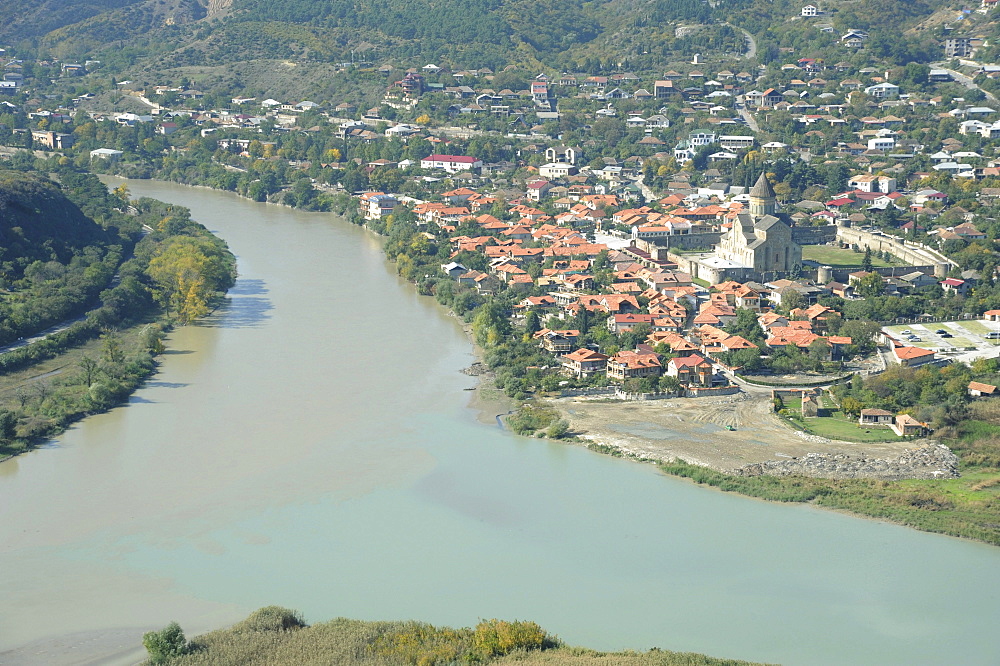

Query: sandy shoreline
<box><xmin>0</xmin><ymin>627</ymin><xmax>150</xmax><ymax>666</ymax></box>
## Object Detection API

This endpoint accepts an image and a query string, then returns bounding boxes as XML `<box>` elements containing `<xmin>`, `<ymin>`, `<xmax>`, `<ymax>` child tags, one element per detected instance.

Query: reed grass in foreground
<box><xmin>143</xmin><ymin>607</ymin><xmax>771</xmax><ymax>666</ymax></box>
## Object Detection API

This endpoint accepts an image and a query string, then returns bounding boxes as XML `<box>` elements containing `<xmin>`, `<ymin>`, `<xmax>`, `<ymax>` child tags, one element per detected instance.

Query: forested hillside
<box><xmin>0</xmin><ymin>169</ymin><xmax>138</xmax><ymax>345</ymax></box>
<box><xmin>0</xmin><ymin>0</ymin><xmax>140</xmax><ymax>42</ymax></box>
<box><xmin>2</xmin><ymin>0</ymin><xmax>995</xmax><ymax>93</ymax></box>
<box><xmin>4</xmin><ymin>0</ymin><xmax>743</xmax><ymax>72</ymax></box>
<box><xmin>0</xmin><ymin>170</ymin><xmax>113</xmax><ymax>265</ymax></box>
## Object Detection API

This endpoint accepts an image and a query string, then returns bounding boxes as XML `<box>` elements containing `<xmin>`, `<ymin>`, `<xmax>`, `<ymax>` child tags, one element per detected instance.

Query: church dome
<box><xmin>750</xmin><ymin>172</ymin><xmax>775</xmax><ymax>199</ymax></box>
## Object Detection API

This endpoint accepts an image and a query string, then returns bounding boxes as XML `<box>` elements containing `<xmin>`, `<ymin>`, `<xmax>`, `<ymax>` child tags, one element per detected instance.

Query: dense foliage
<box><xmin>0</xmin><ymin>169</ymin><xmax>137</xmax><ymax>344</ymax></box>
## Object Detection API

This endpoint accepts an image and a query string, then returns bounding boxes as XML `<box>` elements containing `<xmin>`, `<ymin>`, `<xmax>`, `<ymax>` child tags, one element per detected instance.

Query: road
<box><xmin>723</xmin><ymin>22</ymin><xmax>757</xmax><ymax>60</ymax></box>
<box><xmin>931</xmin><ymin>63</ymin><xmax>998</xmax><ymax>103</ymax></box>
<box><xmin>635</xmin><ymin>174</ymin><xmax>659</xmax><ymax>202</ymax></box>
<box><xmin>738</xmin><ymin>106</ymin><xmax>760</xmax><ymax>132</ymax></box>
<box><xmin>0</xmin><ymin>315</ymin><xmax>88</xmax><ymax>356</ymax></box>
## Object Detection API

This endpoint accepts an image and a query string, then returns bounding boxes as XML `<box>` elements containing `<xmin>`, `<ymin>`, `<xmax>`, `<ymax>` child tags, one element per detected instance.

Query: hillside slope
<box><xmin>0</xmin><ymin>170</ymin><xmax>113</xmax><ymax>274</ymax></box>
<box><xmin>12</xmin><ymin>0</ymin><xmax>716</xmax><ymax>71</ymax></box>
<box><xmin>6</xmin><ymin>0</ymin><xmax>995</xmax><ymax>85</ymax></box>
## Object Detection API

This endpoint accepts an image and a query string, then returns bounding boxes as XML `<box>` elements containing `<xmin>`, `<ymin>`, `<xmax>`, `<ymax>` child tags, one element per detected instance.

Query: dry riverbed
<box><xmin>548</xmin><ymin>392</ymin><xmax>926</xmax><ymax>472</ymax></box>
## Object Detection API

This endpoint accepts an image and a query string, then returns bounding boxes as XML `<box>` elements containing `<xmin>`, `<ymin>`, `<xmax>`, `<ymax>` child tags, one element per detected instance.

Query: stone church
<box><xmin>714</xmin><ymin>172</ymin><xmax>801</xmax><ymax>273</ymax></box>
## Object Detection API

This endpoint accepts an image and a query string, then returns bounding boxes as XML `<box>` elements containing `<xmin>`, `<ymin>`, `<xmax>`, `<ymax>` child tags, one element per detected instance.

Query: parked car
<box><xmin>941</xmin><ymin>333</ymin><xmax>953</xmax><ymax>338</ymax></box>
<box><xmin>902</xmin><ymin>330</ymin><xmax>912</xmax><ymax>335</ymax></box>
<box><xmin>935</xmin><ymin>329</ymin><xmax>946</xmax><ymax>334</ymax></box>
<box><xmin>987</xmin><ymin>332</ymin><xmax>1000</xmax><ymax>339</ymax></box>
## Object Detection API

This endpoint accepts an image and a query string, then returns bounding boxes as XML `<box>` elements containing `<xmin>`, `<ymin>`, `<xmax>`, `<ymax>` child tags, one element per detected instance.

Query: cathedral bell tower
<box><xmin>749</xmin><ymin>172</ymin><xmax>776</xmax><ymax>219</ymax></box>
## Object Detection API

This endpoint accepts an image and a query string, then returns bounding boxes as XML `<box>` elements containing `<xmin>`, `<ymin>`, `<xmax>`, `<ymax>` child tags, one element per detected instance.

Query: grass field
<box><xmin>783</xmin><ymin>395</ymin><xmax>901</xmax><ymax>442</ymax></box>
<box><xmin>802</xmin><ymin>245</ymin><xmax>897</xmax><ymax>268</ymax></box>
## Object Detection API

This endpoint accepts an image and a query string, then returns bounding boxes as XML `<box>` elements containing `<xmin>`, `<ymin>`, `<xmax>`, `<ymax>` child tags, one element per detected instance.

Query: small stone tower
<box><xmin>749</xmin><ymin>172</ymin><xmax>776</xmax><ymax>219</ymax></box>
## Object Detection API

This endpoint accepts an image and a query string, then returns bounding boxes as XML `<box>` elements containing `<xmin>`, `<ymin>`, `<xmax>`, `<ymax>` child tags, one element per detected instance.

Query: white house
<box><xmin>865</xmin><ymin>82</ymin><xmax>900</xmax><ymax>100</ymax></box>
<box><xmin>848</xmin><ymin>174</ymin><xmax>897</xmax><ymax>193</ymax></box>
<box><xmin>719</xmin><ymin>135</ymin><xmax>755</xmax><ymax>150</ymax></box>
<box><xmin>801</xmin><ymin>4</ymin><xmax>819</xmax><ymax>17</ymax></box>
<box><xmin>687</xmin><ymin>130</ymin><xmax>718</xmax><ymax>146</ymax></box>
<box><xmin>868</xmin><ymin>137</ymin><xmax>896</xmax><ymax>151</ymax></box>
<box><xmin>419</xmin><ymin>154</ymin><xmax>482</xmax><ymax>173</ymax></box>
<box><xmin>545</xmin><ymin>146</ymin><xmax>578</xmax><ymax>164</ymax></box>
<box><xmin>361</xmin><ymin>193</ymin><xmax>397</xmax><ymax>220</ymax></box>
<box><xmin>538</xmin><ymin>162</ymin><xmax>577</xmax><ymax>179</ymax></box>
<box><xmin>90</xmin><ymin>148</ymin><xmax>124</xmax><ymax>161</ymax></box>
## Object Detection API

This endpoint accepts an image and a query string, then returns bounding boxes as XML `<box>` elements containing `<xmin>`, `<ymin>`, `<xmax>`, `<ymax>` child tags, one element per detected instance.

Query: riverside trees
<box><xmin>147</xmin><ymin>236</ymin><xmax>234</xmax><ymax>323</ymax></box>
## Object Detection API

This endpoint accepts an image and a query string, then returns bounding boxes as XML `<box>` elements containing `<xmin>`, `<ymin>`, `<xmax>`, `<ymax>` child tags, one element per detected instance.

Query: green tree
<box><xmin>857</xmin><ymin>272</ymin><xmax>884</xmax><ymax>298</ymax></box>
<box><xmin>841</xmin><ymin>396</ymin><xmax>864</xmax><ymax>417</ymax></box>
<box><xmin>725</xmin><ymin>307</ymin><xmax>764</xmax><ymax>345</ymax></box>
<box><xmin>524</xmin><ymin>310</ymin><xmax>541</xmax><ymax>337</ymax></box>
<box><xmin>546</xmin><ymin>419</ymin><xmax>569</xmax><ymax>439</ymax></box>
<box><xmin>142</xmin><ymin>622</ymin><xmax>189</xmax><ymax>664</ymax></box>
<box><xmin>79</xmin><ymin>355</ymin><xmax>98</xmax><ymax>386</ymax></box>
<box><xmin>0</xmin><ymin>410</ymin><xmax>17</xmax><ymax>441</ymax></box>
<box><xmin>780</xmin><ymin>288</ymin><xmax>805</xmax><ymax>313</ymax></box>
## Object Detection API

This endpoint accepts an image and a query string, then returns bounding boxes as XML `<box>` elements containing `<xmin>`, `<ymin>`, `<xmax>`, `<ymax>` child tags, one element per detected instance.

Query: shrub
<box><xmin>472</xmin><ymin>619</ymin><xmax>547</xmax><ymax>658</ymax></box>
<box><xmin>142</xmin><ymin>621</ymin><xmax>188</xmax><ymax>663</ymax></box>
<box><xmin>234</xmin><ymin>605</ymin><xmax>306</xmax><ymax>633</ymax></box>
<box><xmin>546</xmin><ymin>419</ymin><xmax>570</xmax><ymax>439</ymax></box>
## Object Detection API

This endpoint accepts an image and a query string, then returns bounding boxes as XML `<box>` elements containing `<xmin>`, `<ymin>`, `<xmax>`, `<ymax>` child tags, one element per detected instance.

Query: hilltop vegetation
<box><xmin>7</xmin><ymin>0</ymin><xmax>969</xmax><ymax>69</ymax></box>
<box><xmin>140</xmin><ymin>607</ymin><xmax>769</xmax><ymax>666</ymax></box>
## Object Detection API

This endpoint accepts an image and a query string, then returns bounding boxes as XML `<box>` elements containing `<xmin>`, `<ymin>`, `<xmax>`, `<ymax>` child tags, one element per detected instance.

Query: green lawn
<box><xmin>785</xmin><ymin>398</ymin><xmax>902</xmax><ymax>442</ymax></box>
<box><xmin>802</xmin><ymin>245</ymin><xmax>897</xmax><ymax>268</ymax></box>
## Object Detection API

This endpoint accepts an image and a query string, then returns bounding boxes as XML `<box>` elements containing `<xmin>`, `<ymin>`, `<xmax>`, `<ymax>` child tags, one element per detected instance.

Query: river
<box><xmin>1</xmin><ymin>180</ymin><xmax>999</xmax><ymax>665</ymax></box>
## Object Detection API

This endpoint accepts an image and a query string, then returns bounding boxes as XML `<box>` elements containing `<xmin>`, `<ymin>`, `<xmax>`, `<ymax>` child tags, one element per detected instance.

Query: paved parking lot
<box><xmin>883</xmin><ymin>320</ymin><xmax>1000</xmax><ymax>364</ymax></box>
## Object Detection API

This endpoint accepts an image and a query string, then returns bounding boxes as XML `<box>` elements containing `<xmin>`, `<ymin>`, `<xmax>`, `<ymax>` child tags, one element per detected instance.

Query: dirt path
<box><xmin>550</xmin><ymin>392</ymin><xmax>915</xmax><ymax>471</ymax></box>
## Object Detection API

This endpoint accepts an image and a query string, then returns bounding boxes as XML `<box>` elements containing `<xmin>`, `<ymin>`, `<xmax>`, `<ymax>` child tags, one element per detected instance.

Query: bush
<box><xmin>473</xmin><ymin>619</ymin><xmax>548</xmax><ymax>658</ymax></box>
<box><xmin>546</xmin><ymin>419</ymin><xmax>570</xmax><ymax>439</ymax></box>
<box><xmin>142</xmin><ymin>621</ymin><xmax>188</xmax><ymax>663</ymax></box>
<box><xmin>506</xmin><ymin>405</ymin><xmax>559</xmax><ymax>435</ymax></box>
<box><xmin>234</xmin><ymin>606</ymin><xmax>306</xmax><ymax>633</ymax></box>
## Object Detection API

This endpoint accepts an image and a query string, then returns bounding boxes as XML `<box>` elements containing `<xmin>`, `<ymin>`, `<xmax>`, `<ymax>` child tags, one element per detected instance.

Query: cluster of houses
<box><xmin>352</xmin><ymin>176</ymin><xmax>911</xmax><ymax>395</ymax></box>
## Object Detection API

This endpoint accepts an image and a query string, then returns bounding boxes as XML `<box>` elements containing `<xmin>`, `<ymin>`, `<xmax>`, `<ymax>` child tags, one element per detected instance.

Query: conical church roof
<box><xmin>750</xmin><ymin>172</ymin><xmax>775</xmax><ymax>199</ymax></box>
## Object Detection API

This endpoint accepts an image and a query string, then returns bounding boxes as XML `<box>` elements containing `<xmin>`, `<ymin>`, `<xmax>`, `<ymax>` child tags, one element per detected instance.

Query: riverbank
<box><xmin>536</xmin><ymin>390</ymin><xmax>1000</xmax><ymax>545</ymax></box>
<box><xmin>543</xmin><ymin>391</ymin><xmax>953</xmax><ymax>478</ymax></box>
<box><xmin>0</xmin><ymin>317</ymin><xmax>168</xmax><ymax>463</ymax></box>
